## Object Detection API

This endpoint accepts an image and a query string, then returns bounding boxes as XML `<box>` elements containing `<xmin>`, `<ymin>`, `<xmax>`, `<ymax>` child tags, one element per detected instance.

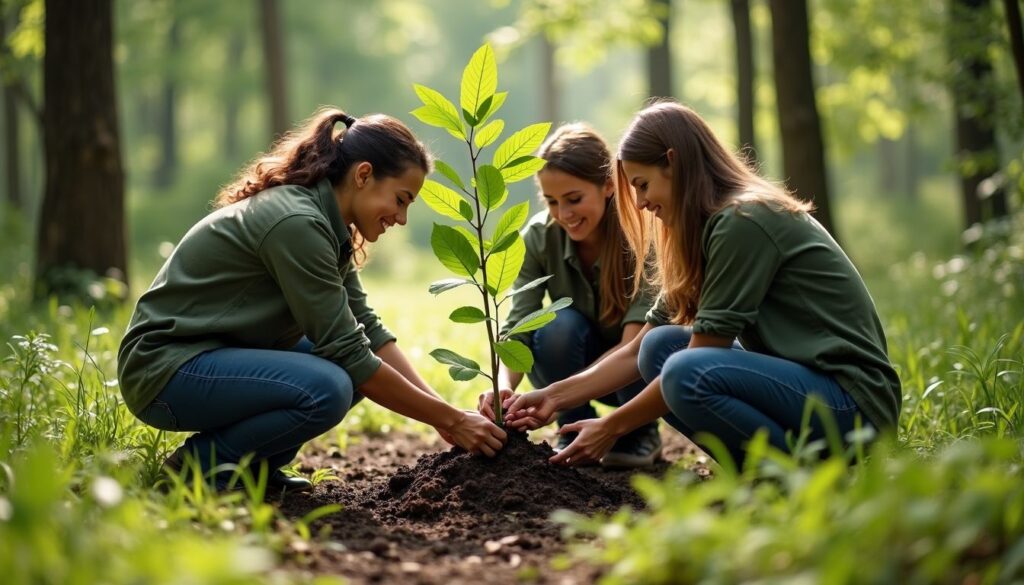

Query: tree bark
<box><xmin>950</xmin><ymin>0</ymin><xmax>1007</xmax><ymax>229</ymax></box>
<box><xmin>35</xmin><ymin>0</ymin><xmax>127</xmax><ymax>298</ymax></box>
<box><xmin>224</xmin><ymin>31</ymin><xmax>245</xmax><ymax>159</ymax></box>
<box><xmin>153</xmin><ymin>16</ymin><xmax>180</xmax><ymax>188</ymax></box>
<box><xmin>647</xmin><ymin>0</ymin><xmax>673</xmax><ymax>101</ymax></box>
<box><xmin>1003</xmin><ymin>0</ymin><xmax>1024</xmax><ymax>101</ymax></box>
<box><xmin>731</xmin><ymin>0</ymin><xmax>757</xmax><ymax>162</ymax></box>
<box><xmin>540</xmin><ymin>35</ymin><xmax>560</xmax><ymax>125</ymax></box>
<box><xmin>260</xmin><ymin>0</ymin><xmax>289</xmax><ymax>140</ymax></box>
<box><xmin>1</xmin><ymin>11</ymin><xmax>21</xmax><ymax>209</ymax></box>
<box><xmin>768</xmin><ymin>0</ymin><xmax>837</xmax><ymax>238</ymax></box>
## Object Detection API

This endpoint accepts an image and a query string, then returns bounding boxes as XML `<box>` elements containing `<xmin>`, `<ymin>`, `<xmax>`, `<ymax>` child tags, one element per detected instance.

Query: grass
<box><xmin>1</xmin><ymin>178</ymin><xmax>1022</xmax><ymax>582</ymax></box>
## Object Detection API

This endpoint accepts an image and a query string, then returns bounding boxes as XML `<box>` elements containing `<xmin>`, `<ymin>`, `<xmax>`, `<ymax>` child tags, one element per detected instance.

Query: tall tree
<box><xmin>223</xmin><ymin>30</ymin><xmax>245</xmax><ymax>159</ymax></box>
<box><xmin>730</xmin><ymin>0</ymin><xmax>756</xmax><ymax>161</ymax></box>
<box><xmin>540</xmin><ymin>34</ymin><xmax>561</xmax><ymax>124</ymax></box>
<box><xmin>1</xmin><ymin>9</ymin><xmax>21</xmax><ymax>209</ymax></box>
<box><xmin>1004</xmin><ymin>0</ymin><xmax>1024</xmax><ymax>101</ymax></box>
<box><xmin>768</xmin><ymin>0</ymin><xmax>836</xmax><ymax>237</ymax></box>
<box><xmin>260</xmin><ymin>0</ymin><xmax>288</xmax><ymax>139</ymax></box>
<box><xmin>949</xmin><ymin>0</ymin><xmax>1008</xmax><ymax>228</ymax></box>
<box><xmin>647</xmin><ymin>0</ymin><xmax>673</xmax><ymax>100</ymax></box>
<box><xmin>152</xmin><ymin>15</ymin><xmax>179</xmax><ymax>188</ymax></box>
<box><xmin>35</xmin><ymin>0</ymin><xmax>126</xmax><ymax>298</ymax></box>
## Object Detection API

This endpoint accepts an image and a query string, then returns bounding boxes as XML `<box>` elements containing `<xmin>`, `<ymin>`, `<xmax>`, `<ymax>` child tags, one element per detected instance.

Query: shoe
<box><xmin>268</xmin><ymin>470</ymin><xmax>313</xmax><ymax>493</ymax></box>
<box><xmin>601</xmin><ymin>424</ymin><xmax>663</xmax><ymax>468</ymax></box>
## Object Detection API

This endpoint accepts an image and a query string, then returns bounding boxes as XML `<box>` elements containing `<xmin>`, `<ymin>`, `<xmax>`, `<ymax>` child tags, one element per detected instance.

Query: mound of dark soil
<box><xmin>374</xmin><ymin>432</ymin><xmax>644</xmax><ymax>520</ymax></box>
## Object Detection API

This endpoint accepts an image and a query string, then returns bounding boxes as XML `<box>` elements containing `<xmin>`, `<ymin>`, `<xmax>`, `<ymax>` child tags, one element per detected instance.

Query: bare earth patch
<box><xmin>278</xmin><ymin>427</ymin><xmax>704</xmax><ymax>584</ymax></box>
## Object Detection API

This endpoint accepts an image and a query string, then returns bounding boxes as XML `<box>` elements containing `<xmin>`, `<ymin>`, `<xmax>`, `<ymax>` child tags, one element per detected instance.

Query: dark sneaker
<box><xmin>601</xmin><ymin>424</ymin><xmax>663</xmax><ymax>468</ymax></box>
<box><xmin>268</xmin><ymin>470</ymin><xmax>313</xmax><ymax>494</ymax></box>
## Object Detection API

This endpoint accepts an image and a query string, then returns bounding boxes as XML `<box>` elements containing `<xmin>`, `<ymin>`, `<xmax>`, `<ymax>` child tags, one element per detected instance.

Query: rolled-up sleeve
<box><xmin>258</xmin><ymin>214</ymin><xmax>382</xmax><ymax>386</ymax></box>
<box><xmin>342</xmin><ymin>260</ymin><xmax>397</xmax><ymax>351</ymax></box>
<box><xmin>693</xmin><ymin>210</ymin><xmax>781</xmax><ymax>338</ymax></box>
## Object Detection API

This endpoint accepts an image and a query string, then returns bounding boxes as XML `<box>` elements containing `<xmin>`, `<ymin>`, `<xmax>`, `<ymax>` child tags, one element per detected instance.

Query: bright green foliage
<box><xmin>410</xmin><ymin>43</ymin><xmax>569</xmax><ymax>421</ymax></box>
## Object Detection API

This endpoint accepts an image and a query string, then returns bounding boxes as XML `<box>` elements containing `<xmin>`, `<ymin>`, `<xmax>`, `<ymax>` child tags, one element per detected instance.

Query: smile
<box><xmin>565</xmin><ymin>219</ymin><xmax>584</xmax><ymax>230</ymax></box>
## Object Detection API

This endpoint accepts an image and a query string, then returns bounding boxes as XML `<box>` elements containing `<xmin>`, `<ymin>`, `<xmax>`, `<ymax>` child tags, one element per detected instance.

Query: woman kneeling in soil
<box><xmin>119</xmin><ymin>108</ymin><xmax>506</xmax><ymax>492</ymax></box>
<box><xmin>503</xmin><ymin>102</ymin><xmax>900</xmax><ymax>468</ymax></box>
<box><xmin>477</xmin><ymin>123</ymin><xmax>659</xmax><ymax>468</ymax></box>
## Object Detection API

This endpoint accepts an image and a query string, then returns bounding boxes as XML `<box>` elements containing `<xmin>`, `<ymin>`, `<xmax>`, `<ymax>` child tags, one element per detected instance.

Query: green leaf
<box><xmin>492</xmin><ymin>201</ymin><xmax>530</xmax><ymax>243</ymax></box>
<box><xmin>430</xmin><ymin>348</ymin><xmax>480</xmax><ymax>370</ymax></box>
<box><xmin>478</xmin><ymin>92</ymin><xmax>507</xmax><ymax>125</ymax></box>
<box><xmin>500</xmin><ymin>155</ymin><xmax>548</xmax><ymax>184</ymax></box>
<box><xmin>431</xmin><ymin>223</ymin><xmax>480</xmax><ymax>277</ymax></box>
<box><xmin>460</xmin><ymin>44</ymin><xmax>498</xmax><ymax>125</ymax></box>
<box><xmin>434</xmin><ymin>160</ymin><xmax>466</xmax><ymax>190</ymax></box>
<box><xmin>450</xmin><ymin>306</ymin><xmax>487</xmax><ymax>323</ymax></box>
<box><xmin>429</xmin><ymin>278</ymin><xmax>475</xmax><ymax>295</ymax></box>
<box><xmin>413</xmin><ymin>84</ymin><xmax>465</xmax><ymax>139</ymax></box>
<box><xmin>475</xmin><ymin>95</ymin><xmax>493</xmax><ymax>121</ymax></box>
<box><xmin>493</xmin><ymin>123</ymin><xmax>552</xmax><ymax>170</ymax></box>
<box><xmin>489</xmin><ymin>231</ymin><xmax>519</xmax><ymax>255</ymax></box>
<box><xmin>505</xmin><ymin>275</ymin><xmax>553</xmax><ymax>298</ymax></box>
<box><xmin>458</xmin><ymin>200</ymin><xmax>474</xmax><ymax>222</ymax></box>
<box><xmin>475</xmin><ymin>119</ymin><xmax>504</xmax><ymax>149</ymax></box>
<box><xmin>495</xmin><ymin>339</ymin><xmax>533</xmax><ymax>373</ymax></box>
<box><xmin>505</xmin><ymin>312</ymin><xmax>556</xmax><ymax>338</ymax></box>
<box><xmin>454</xmin><ymin>225</ymin><xmax>481</xmax><ymax>250</ymax></box>
<box><xmin>476</xmin><ymin>165</ymin><xmax>506</xmax><ymax>211</ymax></box>
<box><xmin>485</xmin><ymin>236</ymin><xmax>525</xmax><ymax>296</ymax></box>
<box><xmin>421</xmin><ymin>180</ymin><xmax>472</xmax><ymax>221</ymax></box>
<box><xmin>449</xmin><ymin>365</ymin><xmax>481</xmax><ymax>382</ymax></box>
<box><xmin>462</xmin><ymin>108</ymin><xmax>479</xmax><ymax>127</ymax></box>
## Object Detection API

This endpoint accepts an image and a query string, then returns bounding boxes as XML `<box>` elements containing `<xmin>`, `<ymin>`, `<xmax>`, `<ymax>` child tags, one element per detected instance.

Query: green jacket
<box><xmin>502</xmin><ymin>211</ymin><xmax>655</xmax><ymax>347</ymax></box>
<box><xmin>117</xmin><ymin>179</ymin><xmax>395</xmax><ymax>415</ymax></box>
<box><xmin>647</xmin><ymin>201</ymin><xmax>902</xmax><ymax>430</ymax></box>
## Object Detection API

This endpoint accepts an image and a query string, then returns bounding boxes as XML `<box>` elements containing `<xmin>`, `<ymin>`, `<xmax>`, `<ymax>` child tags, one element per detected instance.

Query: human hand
<box><xmin>548</xmin><ymin>418</ymin><xmax>618</xmax><ymax>466</ymax></box>
<box><xmin>503</xmin><ymin>388</ymin><xmax>559</xmax><ymax>430</ymax></box>
<box><xmin>477</xmin><ymin>388</ymin><xmax>515</xmax><ymax>420</ymax></box>
<box><xmin>445</xmin><ymin>410</ymin><xmax>508</xmax><ymax>457</ymax></box>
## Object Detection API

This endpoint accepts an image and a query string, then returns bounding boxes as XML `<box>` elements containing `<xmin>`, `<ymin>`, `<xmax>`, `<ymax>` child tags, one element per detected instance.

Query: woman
<box><xmin>504</xmin><ymin>102</ymin><xmax>900</xmax><ymax>468</ymax></box>
<box><xmin>477</xmin><ymin>123</ymin><xmax>660</xmax><ymax>468</ymax></box>
<box><xmin>119</xmin><ymin>108</ymin><xmax>506</xmax><ymax>492</ymax></box>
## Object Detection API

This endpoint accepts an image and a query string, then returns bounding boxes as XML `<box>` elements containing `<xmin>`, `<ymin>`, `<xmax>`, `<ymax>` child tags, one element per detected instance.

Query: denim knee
<box><xmin>638</xmin><ymin>325</ymin><xmax>693</xmax><ymax>384</ymax></box>
<box><xmin>659</xmin><ymin>348</ymin><xmax>713</xmax><ymax>413</ymax></box>
<box><xmin>302</xmin><ymin>368</ymin><xmax>354</xmax><ymax>432</ymax></box>
<box><xmin>532</xmin><ymin>307</ymin><xmax>590</xmax><ymax>355</ymax></box>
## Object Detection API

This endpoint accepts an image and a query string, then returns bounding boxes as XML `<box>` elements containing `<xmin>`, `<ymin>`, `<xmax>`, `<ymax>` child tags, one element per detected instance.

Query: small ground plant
<box><xmin>409</xmin><ymin>43</ymin><xmax>570</xmax><ymax>423</ymax></box>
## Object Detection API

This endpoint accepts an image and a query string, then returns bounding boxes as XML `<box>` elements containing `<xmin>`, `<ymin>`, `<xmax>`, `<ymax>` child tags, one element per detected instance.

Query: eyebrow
<box><xmin>542</xmin><ymin>190</ymin><xmax>583</xmax><ymax>199</ymax></box>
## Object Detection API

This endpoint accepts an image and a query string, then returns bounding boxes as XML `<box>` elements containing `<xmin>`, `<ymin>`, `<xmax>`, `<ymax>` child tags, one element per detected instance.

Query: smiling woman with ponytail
<box><xmin>119</xmin><ymin>107</ymin><xmax>507</xmax><ymax>493</ymax></box>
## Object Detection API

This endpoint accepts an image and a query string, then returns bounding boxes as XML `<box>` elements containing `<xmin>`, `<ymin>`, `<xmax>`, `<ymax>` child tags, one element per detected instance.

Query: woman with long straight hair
<box><xmin>119</xmin><ymin>108</ymin><xmax>506</xmax><ymax>492</ymax></box>
<box><xmin>504</xmin><ymin>102</ymin><xmax>900</xmax><ymax>468</ymax></box>
<box><xmin>476</xmin><ymin>123</ymin><xmax>659</xmax><ymax>468</ymax></box>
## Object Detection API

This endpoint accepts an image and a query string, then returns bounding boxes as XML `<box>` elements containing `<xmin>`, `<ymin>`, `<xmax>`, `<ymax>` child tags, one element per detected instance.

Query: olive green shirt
<box><xmin>501</xmin><ymin>211</ymin><xmax>655</xmax><ymax>347</ymax></box>
<box><xmin>117</xmin><ymin>179</ymin><xmax>395</xmax><ymax>415</ymax></box>
<box><xmin>646</xmin><ymin>202</ymin><xmax>901</xmax><ymax>430</ymax></box>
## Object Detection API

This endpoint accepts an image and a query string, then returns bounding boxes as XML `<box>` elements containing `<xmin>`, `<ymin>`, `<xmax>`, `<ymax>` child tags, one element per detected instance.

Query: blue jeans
<box><xmin>637</xmin><ymin>325</ymin><xmax>868</xmax><ymax>467</ymax></box>
<box><xmin>527</xmin><ymin>307</ymin><xmax>653</xmax><ymax>434</ymax></box>
<box><xmin>137</xmin><ymin>338</ymin><xmax>359</xmax><ymax>475</ymax></box>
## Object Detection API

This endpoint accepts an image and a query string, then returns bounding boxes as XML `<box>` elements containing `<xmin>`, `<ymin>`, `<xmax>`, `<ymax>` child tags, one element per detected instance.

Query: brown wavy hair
<box><xmin>538</xmin><ymin>123</ymin><xmax>638</xmax><ymax>326</ymax></box>
<box><xmin>616</xmin><ymin>101</ymin><xmax>812</xmax><ymax>324</ymax></box>
<box><xmin>215</xmin><ymin>107</ymin><xmax>430</xmax><ymax>264</ymax></box>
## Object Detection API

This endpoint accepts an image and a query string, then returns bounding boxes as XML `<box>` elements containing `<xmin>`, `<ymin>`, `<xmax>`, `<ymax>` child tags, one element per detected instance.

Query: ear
<box><xmin>603</xmin><ymin>178</ymin><xmax>615</xmax><ymax>199</ymax></box>
<box><xmin>353</xmin><ymin>162</ymin><xmax>373</xmax><ymax>188</ymax></box>
<box><xmin>661</xmin><ymin>148</ymin><xmax>676</xmax><ymax>179</ymax></box>
<box><xmin>665</xmin><ymin>148</ymin><xmax>676</xmax><ymax>165</ymax></box>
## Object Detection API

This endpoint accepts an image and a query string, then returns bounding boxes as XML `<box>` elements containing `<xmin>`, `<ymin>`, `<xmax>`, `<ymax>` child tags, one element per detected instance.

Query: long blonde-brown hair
<box><xmin>538</xmin><ymin>123</ymin><xmax>635</xmax><ymax>326</ymax></box>
<box><xmin>216</xmin><ymin>107</ymin><xmax>430</xmax><ymax>264</ymax></box>
<box><xmin>616</xmin><ymin>101</ymin><xmax>811</xmax><ymax>324</ymax></box>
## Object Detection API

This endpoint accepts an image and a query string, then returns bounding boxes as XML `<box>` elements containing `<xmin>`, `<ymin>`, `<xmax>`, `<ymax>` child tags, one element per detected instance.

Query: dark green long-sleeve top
<box><xmin>646</xmin><ymin>201</ymin><xmax>901</xmax><ymax>430</ymax></box>
<box><xmin>117</xmin><ymin>179</ymin><xmax>396</xmax><ymax>416</ymax></box>
<box><xmin>501</xmin><ymin>211</ymin><xmax>655</xmax><ymax>346</ymax></box>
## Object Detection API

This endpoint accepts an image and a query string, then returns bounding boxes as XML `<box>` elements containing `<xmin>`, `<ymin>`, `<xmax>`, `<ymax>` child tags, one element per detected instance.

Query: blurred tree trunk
<box><xmin>950</xmin><ymin>0</ymin><xmax>1007</xmax><ymax>229</ymax></box>
<box><xmin>260</xmin><ymin>0</ymin><xmax>288</xmax><ymax>139</ymax></box>
<box><xmin>224</xmin><ymin>30</ymin><xmax>245</xmax><ymax>159</ymax></box>
<box><xmin>768</xmin><ymin>0</ymin><xmax>836</xmax><ymax>238</ymax></box>
<box><xmin>540</xmin><ymin>35</ymin><xmax>560</xmax><ymax>124</ymax></box>
<box><xmin>878</xmin><ymin>138</ymin><xmax>900</xmax><ymax>195</ymax></box>
<box><xmin>647</xmin><ymin>0</ymin><xmax>673</xmax><ymax>100</ymax></box>
<box><xmin>904</xmin><ymin>123</ymin><xmax>919</xmax><ymax>200</ymax></box>
<box><xmin>1</xmin><ymin>11</ymin><xmax>21</xmax><ymax>209</ymax></box>
<box><xmin>730</xmin><ymin>0</ymin><xmax>757</xmax><ymax>162</ymax></box>
<box><xmin>35</xmin><ymin>0</ymin><xmax>126</xmax><ymax>298</ymax></box>
<box><xmin>153</xmin><ymin>16</ymin><xmax>180</xmax><ymax>188</ymax></box>
<box><xmin>1004</xmin><ymin>0</ymin><xmax>1024</xmax><ymax>101</ymax></box>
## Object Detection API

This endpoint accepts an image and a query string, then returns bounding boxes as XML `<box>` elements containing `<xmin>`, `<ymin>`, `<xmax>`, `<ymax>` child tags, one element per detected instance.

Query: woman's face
<box><xmin>351</xmin><ymin>165</ymin><xmax>425</xmax><ymax>242</ymax></box>
<box><xmin>538</xmin><ymin>168</ymin><xmax>612</xmax><ymax>245</ymax></box>
<box><xmin>621</xmin><ymin>159</ymin><xmax>673</xmax><ymax>223</ymax></box>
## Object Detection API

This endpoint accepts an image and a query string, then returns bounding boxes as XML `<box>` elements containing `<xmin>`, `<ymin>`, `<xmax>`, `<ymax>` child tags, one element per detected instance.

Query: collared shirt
<box><xmin>501</xmin><ymin>211</ymin><xmax>655</xmax><ymax>347</ymax></box>
<box><xmin>646</xmin><ymin>201</ymin><xmax>901</xmax><ymax>430</ymax></box>
<box><xmin>117</xmin><ymin>179</ymin><xmax>395</xmax><ymax>415</ymax></box>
